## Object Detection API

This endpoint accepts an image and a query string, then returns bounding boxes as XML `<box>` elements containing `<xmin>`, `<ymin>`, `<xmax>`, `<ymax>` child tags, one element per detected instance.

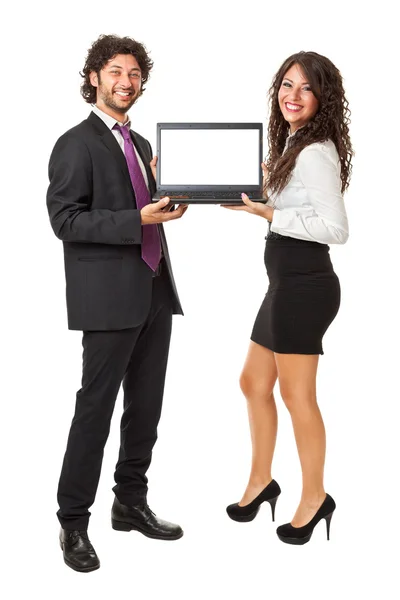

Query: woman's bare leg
<box><xmin>274</xmin><ymin>353</ymin><xmax>326</xmax><ymax>526</ymax></box>
<box><xmin>238</xmin><ymin>341</ymin><xmax>278</xmax><ymax>506</ymax></box>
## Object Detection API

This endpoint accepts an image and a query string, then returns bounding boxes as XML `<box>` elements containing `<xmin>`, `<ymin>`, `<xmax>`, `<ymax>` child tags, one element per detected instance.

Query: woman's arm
<box><xmin>270</xmin><ymin>144</ymin><xmax>349</xmax><ymax>244</ymax></box>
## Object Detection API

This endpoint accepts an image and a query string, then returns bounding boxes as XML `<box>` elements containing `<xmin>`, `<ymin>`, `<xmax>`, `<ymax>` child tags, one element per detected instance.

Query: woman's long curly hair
<box><xmin>265</xmin><ymin>51</ymin><xmax>353</xmax><ymax>197</ymax></box>
<box><xmin>80</xmin><ymin>34</ymin><xmax>154</xmax><ymax>104</ymax></box>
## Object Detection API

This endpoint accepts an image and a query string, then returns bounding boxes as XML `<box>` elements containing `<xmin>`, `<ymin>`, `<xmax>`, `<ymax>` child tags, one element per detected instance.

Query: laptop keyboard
<box><xmin>160</xmin><ymin>191</ymin><xmax>257</xmax><ymax>199</ymax></box>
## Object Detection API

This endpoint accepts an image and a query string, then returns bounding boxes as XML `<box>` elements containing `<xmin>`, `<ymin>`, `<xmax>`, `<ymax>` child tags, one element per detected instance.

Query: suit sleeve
<box><xmin>46</xmin><ymin>133</ymin><xmax>142</xmax><ymax>245</ymax></box>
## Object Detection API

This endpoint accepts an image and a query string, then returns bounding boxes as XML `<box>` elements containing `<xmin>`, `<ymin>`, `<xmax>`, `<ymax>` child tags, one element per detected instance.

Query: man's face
<box><xmin>90</xmin><ymin>54</ymin><xmax>142</xmax><ymax>115</ymax></box>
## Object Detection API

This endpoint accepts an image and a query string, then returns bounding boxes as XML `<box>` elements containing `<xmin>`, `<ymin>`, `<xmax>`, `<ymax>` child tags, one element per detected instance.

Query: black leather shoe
<box><xmin>59</xmin><ymin>528</ymin><xmax>100</xmax><ymax>572</ymax></box>
<box><xmin>276</xmin><ymin>493</ymin><xmax>336</xmax><ymax>545</ymax></box>
<box><xmin>111</xmin><ymin>497</ymin><xmax>183</xmax><ymax>540</ymax></box>
<box><xmin>226</xmin><ymin>479</ymin><xmax>281</xmax><ymax>522</ymax></box>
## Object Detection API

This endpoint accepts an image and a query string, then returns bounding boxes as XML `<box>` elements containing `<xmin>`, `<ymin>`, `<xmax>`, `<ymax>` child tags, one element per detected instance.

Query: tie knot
<box><xmin>114</xmin><ymin>123</ymin><xmax>131</xmax><ymax>141</ymax></box>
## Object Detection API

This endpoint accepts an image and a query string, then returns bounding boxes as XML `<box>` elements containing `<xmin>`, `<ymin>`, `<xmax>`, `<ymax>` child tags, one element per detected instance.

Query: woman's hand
<box><xmin>261</xmin><ymin>162</ymin><xmax>269</xmax><ymax>199</ymax></box>
<box><xmin>221</xmin><ymin>193</ymin><xmax>274</xmax><ymax>222</ymax></box>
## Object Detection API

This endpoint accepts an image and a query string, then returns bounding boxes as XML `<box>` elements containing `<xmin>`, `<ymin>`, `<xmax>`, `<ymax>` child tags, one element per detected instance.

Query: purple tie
<box><xmin>114</xmin><ymin>124</ymin><xmax>161</xmax><ymax>271</ymax></box>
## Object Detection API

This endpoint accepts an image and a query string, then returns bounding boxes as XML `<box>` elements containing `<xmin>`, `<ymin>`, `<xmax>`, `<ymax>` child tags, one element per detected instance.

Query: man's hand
<box><xmin>221</xmin><ymin>193</ymin><xmax>274</xmax><ymax>222</ymax></box>
<box><xmin>150</xmin><ymin>156</ymin><xmax>158</xmax><ymax>181</ymax></box>
<box><xmin>141</xmin><ymin>197</ymin><xmax>188</xmax><ymax>225</ymax></box>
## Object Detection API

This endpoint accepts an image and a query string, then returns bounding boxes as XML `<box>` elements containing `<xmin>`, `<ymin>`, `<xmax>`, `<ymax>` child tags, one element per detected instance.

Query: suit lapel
<box><xmin>87</xmin><ymin>111</ymin><xmax>156</xmax><ymax>200</ymax></box>
<box><xmin>87</xmin><ymin>111</ymin><xmax>133</xmax><ymax>193</ymax></box>
<box><xmin>131</xmin><ymin>131</ymin><xmax>156</xmax><ymax>197</ymax></box>
<box><xmin>131</xmin><ymin>131</ymin><xmax>167</xmax><ymax>254</ymax></box>
<box><xmin>87</xmin><ymin>113</ymin><xmax>172</xmax><ymax>270</ymax></box>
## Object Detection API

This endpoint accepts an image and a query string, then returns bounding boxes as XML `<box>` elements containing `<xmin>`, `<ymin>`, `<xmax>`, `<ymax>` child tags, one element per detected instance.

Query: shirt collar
<box><xmin>92</xmin><ymin>104</ymin><xmax>131</xmax><ymax>130</ymax></box>
<box><xmin>284</xmin><ymin>126</ymin><xmax>304</xmax><ymax>151</ymax></box>
<box><xmin>287</xmin><ymin>125</ymin><xmax>305</xmax><ymax>140</ymax></box>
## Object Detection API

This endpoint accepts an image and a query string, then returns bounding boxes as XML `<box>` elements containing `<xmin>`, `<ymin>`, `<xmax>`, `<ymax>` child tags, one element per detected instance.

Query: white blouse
<box><xmin>268</xmin><ymin>138</ymin><xmax>349</xmax><ymax>244</ymax></box>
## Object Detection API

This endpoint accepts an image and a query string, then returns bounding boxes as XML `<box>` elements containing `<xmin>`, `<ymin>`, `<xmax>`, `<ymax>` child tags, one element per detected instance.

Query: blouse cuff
<box><xmin>270</xmin><ymin>208</ymin><xmax>290</xmax><ymax>232</ymax></box>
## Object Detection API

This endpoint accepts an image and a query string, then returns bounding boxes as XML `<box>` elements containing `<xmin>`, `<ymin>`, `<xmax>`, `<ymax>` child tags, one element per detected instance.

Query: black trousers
<box><xmin>57</xmin><ymin>270</ymin><xmax>173</xmax><ymax>530</ymax></box>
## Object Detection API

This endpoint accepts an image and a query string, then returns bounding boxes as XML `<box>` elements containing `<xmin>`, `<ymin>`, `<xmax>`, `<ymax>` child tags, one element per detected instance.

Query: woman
<box><xmin>222</xmin><ymin>51</ymin><xmax>352</xmax><ymax>545</ymax></box>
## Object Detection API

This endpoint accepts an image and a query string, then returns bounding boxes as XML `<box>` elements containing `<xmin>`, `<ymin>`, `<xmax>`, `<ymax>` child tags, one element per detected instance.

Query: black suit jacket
<box><xmin>46</xmin><ymin>111</ymin><xmax>183</xmax><ymax>331</ymax></box>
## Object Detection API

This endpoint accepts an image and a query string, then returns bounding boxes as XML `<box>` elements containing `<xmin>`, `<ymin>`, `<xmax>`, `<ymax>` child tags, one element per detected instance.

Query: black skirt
<box><xmin>250</xmin><ymin>231</ymin><xmax>341</xmax><ymax>355</ymax></box>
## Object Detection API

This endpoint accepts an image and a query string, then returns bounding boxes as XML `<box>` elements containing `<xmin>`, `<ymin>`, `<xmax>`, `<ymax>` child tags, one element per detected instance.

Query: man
<box><xmin>47</xmin><ymin>34</ymin><xmax>188</xmax><ymax>573</ymax></box>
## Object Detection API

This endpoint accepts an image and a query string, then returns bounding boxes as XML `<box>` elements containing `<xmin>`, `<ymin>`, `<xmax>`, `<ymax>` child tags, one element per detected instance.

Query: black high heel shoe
<box><xmin>226</xmin><ymin>479</ymin><xmax>281</xmax><ymax>522</ymax></box>
<box><xmin>276</xmin><ymin>493</ymin><xmax>336</xmax><ymax>545</ymax></box>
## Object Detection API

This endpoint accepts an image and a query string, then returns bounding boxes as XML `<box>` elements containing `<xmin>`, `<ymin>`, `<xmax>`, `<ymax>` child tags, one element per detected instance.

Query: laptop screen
<box><xmin>158</xmin><ymin>125</ymin><xmax>262</xmax><ymax>188</ymax></box>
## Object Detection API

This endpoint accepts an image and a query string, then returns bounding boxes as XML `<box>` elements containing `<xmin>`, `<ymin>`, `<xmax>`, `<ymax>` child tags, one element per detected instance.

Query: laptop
<box><xmin>152</xmin><ymin>122</ymin><xmax>264</xmax><ymax>204</ymax></box>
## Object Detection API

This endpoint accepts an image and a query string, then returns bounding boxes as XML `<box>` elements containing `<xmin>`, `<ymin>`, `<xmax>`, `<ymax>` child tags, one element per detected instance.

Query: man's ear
<box><xmin>89</xmin><ymin>71</ymin><xmax>98</xmax><ymax>88</ymax></box>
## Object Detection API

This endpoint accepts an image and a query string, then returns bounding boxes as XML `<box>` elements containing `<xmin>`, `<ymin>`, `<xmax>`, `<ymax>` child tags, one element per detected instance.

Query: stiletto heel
<box><xmin>268</xmin><ymin>496</ymin><xmax>279</xmax><ymax>522</ymax></box>
<box><xmin>276</xmin><ymin>494</ymin><xmax>336</xmax><ymax>545</ymax></box>
<box><xmin>325</xmin><ymin>511</ymin><xmax>333</xmax><ymax>540</ymax></box>
<box><xmin>226</xmin><ymin>480</ymin><xmax>281</xmax><ymax>522</ymax></box>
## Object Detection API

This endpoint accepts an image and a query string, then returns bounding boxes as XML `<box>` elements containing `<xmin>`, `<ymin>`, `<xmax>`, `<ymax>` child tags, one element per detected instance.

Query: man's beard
<box><xmin>98</xmin><ymin>83</ymin><xmax>139</xmax><ymax>113</ymax></box>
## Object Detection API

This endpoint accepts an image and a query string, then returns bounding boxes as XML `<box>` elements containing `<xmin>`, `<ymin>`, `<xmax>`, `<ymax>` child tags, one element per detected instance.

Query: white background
<box><xmin>160</xmin><ymin>128</ymin><xmax>260</xmax><ymax>185</ymax></box>
<box><xmin>1</xmin><ymin>0</ymin><xmax>399</xmax><ymax>598</ymax></box>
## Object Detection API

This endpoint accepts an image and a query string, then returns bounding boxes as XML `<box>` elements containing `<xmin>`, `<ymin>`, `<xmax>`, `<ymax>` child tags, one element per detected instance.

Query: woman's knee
<box><xmin>279</xmin><ymin>381</ymin><xmax>317</xmax><ymax>413</ymax></box>
<box><xmin>239</xmin><ymin>369</ymin><xmax>275</xmax><ymax>399</ymax></box>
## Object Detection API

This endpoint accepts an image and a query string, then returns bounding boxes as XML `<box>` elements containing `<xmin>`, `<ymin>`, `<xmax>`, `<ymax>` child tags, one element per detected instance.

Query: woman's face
<box><xmin>278</xmin><ymin>63</ymin><xmax>319</xmax><ymax>133</ymax></box>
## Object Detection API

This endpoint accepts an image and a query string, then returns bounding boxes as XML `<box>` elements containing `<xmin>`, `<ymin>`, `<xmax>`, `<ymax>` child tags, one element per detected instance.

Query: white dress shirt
<box><xmin>269</xmin><ymin>136</ymin><xmax>349</xmax><ymax>244</ymax></box>
<box><xmin>91</xmin><ymin>104</ymin><xmax>150</xmax><ymax>190</ymax></box>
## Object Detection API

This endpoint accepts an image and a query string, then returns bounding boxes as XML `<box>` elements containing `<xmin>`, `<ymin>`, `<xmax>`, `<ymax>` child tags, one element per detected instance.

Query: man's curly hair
<box><xmin>265</xmin><ymin>51</ymin><xmax>353</xmax><ymax>197</ymax></box>
<box><xmin>80</xmin><ymin>34</ymin><xmax>154</xmax><ymax>104</ymax></box>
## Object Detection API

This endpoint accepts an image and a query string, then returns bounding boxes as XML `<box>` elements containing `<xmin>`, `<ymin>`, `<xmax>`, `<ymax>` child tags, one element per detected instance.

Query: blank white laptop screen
<box><xmin>159</xmin><ymin>129</ymin><xmax>260</xmax><ymax>186</ymax></box>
